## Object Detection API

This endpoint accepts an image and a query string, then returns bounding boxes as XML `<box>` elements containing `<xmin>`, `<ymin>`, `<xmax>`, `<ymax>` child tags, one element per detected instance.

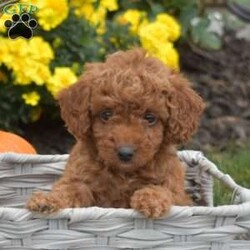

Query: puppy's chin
<box><xmin>99</xmin><ymin>157</ymin><xmax>145</xmax><ymax>173</ymax></box>
<box><xmin>114</xmin><ymin>161</ymin><xmax>141</xmax><ymax>173</ymax></box>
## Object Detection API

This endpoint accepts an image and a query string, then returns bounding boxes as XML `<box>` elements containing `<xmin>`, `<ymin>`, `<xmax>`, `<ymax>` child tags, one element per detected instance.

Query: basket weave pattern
<box><xmin>0</xmin><ymin>151</ymin><xmax>249</xmax><ymax>249</ymax></box>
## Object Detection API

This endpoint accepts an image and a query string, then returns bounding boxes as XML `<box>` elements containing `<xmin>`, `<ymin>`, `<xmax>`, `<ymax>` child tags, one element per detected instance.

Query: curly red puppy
<box><xmin>27</xmin><ymin>49</ymin><xmax>205</xmax><ymax>218</ymax></box>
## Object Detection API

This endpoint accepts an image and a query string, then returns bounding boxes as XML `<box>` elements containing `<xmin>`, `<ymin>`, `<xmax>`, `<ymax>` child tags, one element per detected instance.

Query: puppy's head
<box><xmin>58</xmin><ymin>49</ymin><xmax>204</xmax><ymax>171</ymax></box>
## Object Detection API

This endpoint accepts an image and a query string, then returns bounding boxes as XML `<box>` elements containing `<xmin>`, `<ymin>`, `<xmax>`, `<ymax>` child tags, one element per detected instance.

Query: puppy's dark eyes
<box><xmin>99</xmin><ymin>109</ymin><xmax>113</xmax><ymax>121</ymax></box>
<box><xmin>143</xmin><ymin>113</ymin><xmax>157</xmax><ymax>126</ymax></box>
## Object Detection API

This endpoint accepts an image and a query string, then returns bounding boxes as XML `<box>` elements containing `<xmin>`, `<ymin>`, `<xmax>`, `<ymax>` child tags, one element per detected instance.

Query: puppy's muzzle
<box><xmin>117</xmin><ymin>146</ymin><xmax>134</xmax><ymax>162</ymax></box>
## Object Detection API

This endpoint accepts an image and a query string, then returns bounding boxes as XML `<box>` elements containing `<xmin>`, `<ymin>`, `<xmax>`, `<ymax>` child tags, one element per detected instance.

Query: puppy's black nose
<box><xmin>117</xmin><ymin>146</ymin><xmax>134</xmax><ymax>162</ymax></box>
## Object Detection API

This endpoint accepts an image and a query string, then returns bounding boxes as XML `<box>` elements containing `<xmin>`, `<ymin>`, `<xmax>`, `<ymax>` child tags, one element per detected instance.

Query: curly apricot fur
<box><xmin>26</xmin><ymin>48</ymin><xmax>204</xmax><ymax>218</ymax></box>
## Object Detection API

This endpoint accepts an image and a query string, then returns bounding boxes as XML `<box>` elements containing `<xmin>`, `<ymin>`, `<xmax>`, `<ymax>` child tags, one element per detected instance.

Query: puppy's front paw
<box><xmin>26</xmin><ymin>192</ymin><xmax>63</xmax><ymax>214</ymax></box>
<box><xmin>130</xmin><ymin>186</ymin><xmax>172</xmax><ymax>218</ymax></box>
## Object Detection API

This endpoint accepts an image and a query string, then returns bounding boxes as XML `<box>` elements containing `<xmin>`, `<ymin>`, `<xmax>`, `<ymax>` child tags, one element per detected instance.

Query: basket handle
<box><xmin>178</xmin><ymin>150</ymin><xmax>250</xmax><ymax>204</ymax></box>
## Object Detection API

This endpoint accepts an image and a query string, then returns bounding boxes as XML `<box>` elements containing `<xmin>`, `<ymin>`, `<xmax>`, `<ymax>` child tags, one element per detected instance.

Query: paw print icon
<box><xmin>4</xmin><ymin>13</ymin><xmax>38</xmax><ymax>40</ymax></box>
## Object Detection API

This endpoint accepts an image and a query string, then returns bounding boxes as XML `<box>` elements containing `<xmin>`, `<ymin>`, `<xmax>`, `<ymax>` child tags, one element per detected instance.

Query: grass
<box><xmin>207</xmin><ymin>142</ymin><xmax>250</xmax><ymax>206</ymax></box>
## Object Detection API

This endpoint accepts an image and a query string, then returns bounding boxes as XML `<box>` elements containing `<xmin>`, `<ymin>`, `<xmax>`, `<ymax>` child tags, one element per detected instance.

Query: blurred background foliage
<box><xmin>0</xmin><ymin>0</ymin><xmax>226</xmax><ymax>131</ymax></box>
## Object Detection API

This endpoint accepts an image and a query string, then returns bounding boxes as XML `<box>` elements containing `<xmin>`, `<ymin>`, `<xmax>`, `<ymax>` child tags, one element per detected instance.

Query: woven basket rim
<box><xmin>0</xmin><ymin>153</ymin><xmax>69</xmax><ymax>163</ymax></box>
<box><xmin>1</xmin><ymin>203</ymin><xmax>250</xmax><ymax>222</ymax></box>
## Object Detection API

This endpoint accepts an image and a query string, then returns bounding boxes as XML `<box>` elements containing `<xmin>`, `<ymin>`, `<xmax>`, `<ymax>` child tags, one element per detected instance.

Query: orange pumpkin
<box><xmin>0</xmin><ymin>131</ymin><xmax>36</xmax><ymax>154</ymax></box>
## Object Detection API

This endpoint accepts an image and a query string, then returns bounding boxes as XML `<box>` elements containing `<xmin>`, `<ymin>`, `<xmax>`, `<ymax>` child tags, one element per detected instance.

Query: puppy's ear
<box><xmin>57</xmin><ymin>79</ymin><xmax>90</xmax><ymax>140</ymax></box>
<box><xmin>164</xmin><ymin>72</ymin><xmax>205</xmax><ymax>144</ymax></box>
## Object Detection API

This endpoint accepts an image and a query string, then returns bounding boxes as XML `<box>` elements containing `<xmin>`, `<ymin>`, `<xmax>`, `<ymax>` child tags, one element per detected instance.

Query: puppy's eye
<box><xmin>99</xmin><ymin>109</ymin><xmax>113</xmax><ymax>121</ymax></box>
<box><xmin>143</xmin><ymin>113</ymin><xmax>157</xmax><ymax>126</ymax></box>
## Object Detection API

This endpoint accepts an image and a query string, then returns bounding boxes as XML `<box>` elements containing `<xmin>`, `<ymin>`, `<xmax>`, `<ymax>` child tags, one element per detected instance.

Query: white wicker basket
<box><xmin>0</xmin><ymin>150</ymin><xmax>249</xmax><ymax>250</ymax></box>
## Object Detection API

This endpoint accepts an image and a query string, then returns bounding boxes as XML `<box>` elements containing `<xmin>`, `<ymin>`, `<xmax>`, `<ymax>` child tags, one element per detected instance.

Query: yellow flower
<box><xmin>1</xmin><ymin>38</ymin><xmax>29</xmax><ymax>69</ymax></box>
<box><xmin>22</xmin><ymin>91</ymin><xmax>40</xmax><ymax>106</ymax></box>
<box><xmin>12</xmin><ymin>58</ymin><xmax>33</xmax><ymax>84</ymax></box>
<box><xmin>16</xmin><ymin>37</ymin><xmax>53</xmax><ymax>85</ymax></box>
<box><xmin>47</xmin><ymin>67</ymin><xmax>77</xmax><ymax>97</ymax></box>
<box><xmin>29</xmin><ymin>37</ymin><xmax>54</xmax><ymax>63</ymax></box>
<box><xmin>139</xmin><ymin>21</ymin><xmax>169</xmax><ymax>47</ymax></box>
<box><xmin>142</xmin><ymin>40</ymin><xmax>179</xmax><ymax>70</ymax></box>
<box><xmin>71</xmin><ymin>0</ymin><xmax>108</xmax><ymax>34</ymax></box>
<box><xmin>138</xmin><ymin>17</ymin><xmax>180</xmax><ymax>69</ymax></box>
<box><xmin>156</xmin><ymin>13</ymin><xmax>181</xmax><ymax>42</ymax></box>
<box><xmin>36</xmin><ymin>0</ymin><xmax>69</xmax><ymax>31</ymax></box>
<box><xmin>16</xmin><ymin>60</ymin><xmax>51</xmax><ymax>85</ymax></box>
<box><xmin>156</xmin><ymin>42</ymin><xmax>179</xmax><ymax>70</ymax></box>
<box><xmin>0</xmin><ymin>37</ymin><xmax>54</xmax><ymax>85</ymax></box>
<box><xmin>0</xmin><ymin>13</ymin><xmax>11</xmax><ymax>33</ymax></box>
<box><xmin>70</xmin><ymin>0</ymin><xmax>94</xmax><ymax>8</ymax></box>
<box><xmin>0</xmin><ymin>37</ymin><xmax>11</xmax><ymax>64</ymax></box>
<box><xmin>100</xmin><ymin>0</ymin><xmax>118</xmax><ymax>11</ymax></box>
<box><xmin>72</xmin><ymin>0</ymin><xmax>94</xmax><ymax>20</ymax></box>
<box><xmin>89</xmin><ymin>6</ymin><xmax>107</xmax><ymax>34</ymax></box>
<box><xmin>21</xmin><ymin>0</ymin><xmax>39</xmax><ymax>4</ymax></box>
<box><xmin>117</xmin><ymin>9</ymin><xmax>147</xmax><ymax>34</ymax></box>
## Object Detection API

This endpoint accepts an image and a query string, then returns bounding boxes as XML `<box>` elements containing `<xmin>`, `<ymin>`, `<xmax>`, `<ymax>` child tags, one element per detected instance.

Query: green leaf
<box><xmin>199</xmin><ymin>31</ymin><xmax>222</xmax><ymax>50</ymax></box>
<box><xmin>190</xmin><ymin>17</ymin><xmax>222</xmax><ymax>50</ymax></box>
<box><xmin>119</xmin><ymin>0</ymin><xmax>145</xmax><ymax>11</ymax></box>
<box><xmin>150</xmin><ymin>3</ymin><xmax>165</xmax><ymax>16</ymax></box>
<box><xmin>179</xmin><ymin>5</ymin><xmax>198</xmax><ymax>36</ymax></box>
<box><xmin>190</xmin><ymin>18</ymin><xmax>209</xmax><ymax>43</ymax></box>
